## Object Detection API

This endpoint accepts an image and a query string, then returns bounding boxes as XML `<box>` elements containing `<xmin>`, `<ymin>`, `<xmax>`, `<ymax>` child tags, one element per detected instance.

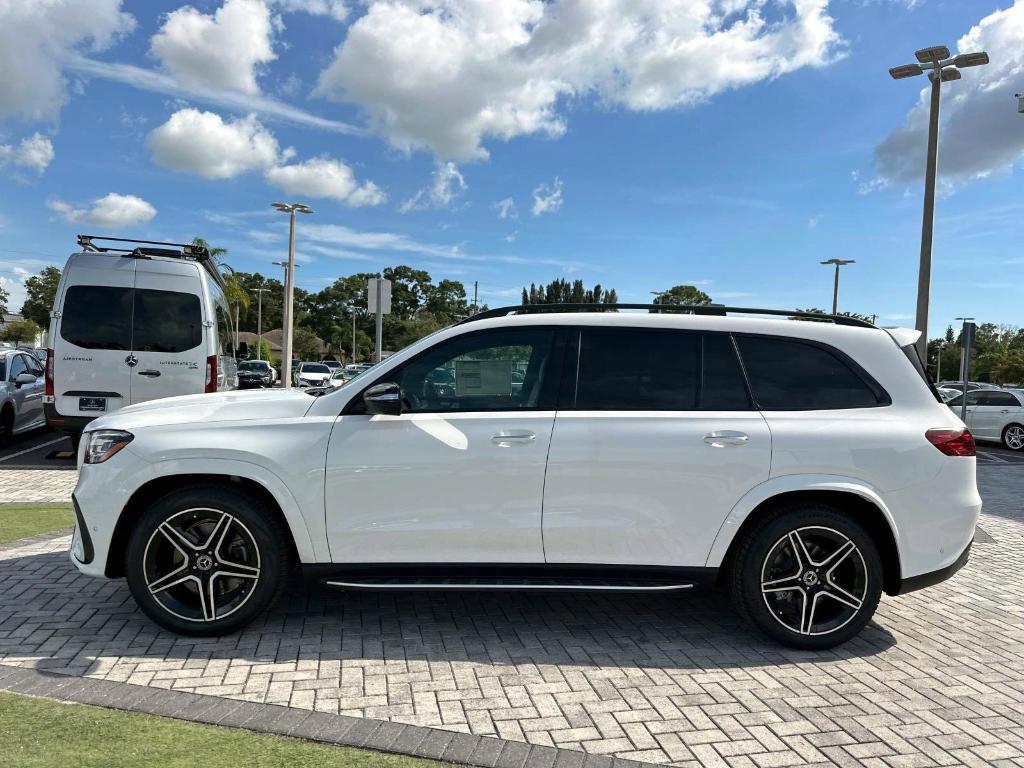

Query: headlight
<box><xmin>84</xmin><ymin>430</ymin><xmax>134</xmax><ymax>464</ymax></box>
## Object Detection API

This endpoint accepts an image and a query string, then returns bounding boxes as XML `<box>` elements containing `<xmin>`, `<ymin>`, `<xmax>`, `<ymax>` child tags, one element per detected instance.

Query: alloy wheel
<box><xmin>1004</xmin><ymin>425</ymin><xmax>1024</xmax><ymax>451</ymax></box>
<box><xmin>142</xmin><ymin>508</ymin><xmax>261</xmax><ymax>623</ymax></box>
<box><xmin>760</xmin><ymin>526</ymin><xmax>868</xmax><ymax>636</ymax></box>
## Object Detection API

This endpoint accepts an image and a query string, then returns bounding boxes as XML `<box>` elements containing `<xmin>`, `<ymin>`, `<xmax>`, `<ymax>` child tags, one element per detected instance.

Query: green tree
<box><xmin>193</xmin><ymin>237</ymin><xmax>249</xmax><ymax>317</ymax></box>
<box><xmin>21</xmin><ymin>266</ymin><xmax>61</xmax><ymax>329</ymax></box>
<box><xmin>291</xmin><ymin>326</ymin><xmax>322</xmax><ymax>361</ymax></box>
<box><xmin>1</xmin><ymin>318</ymin><xmax>41</xmax><ymax>344</ymax></box>
<box><xmin>521</xmin><ymin>279</ymin><xmax>619</xmax><ymax>306</ymax></box>
<box><xmin>424</xmin><ymin>279</ymin><xmax>468</xmax><ymax>323</ymax></box>
<box><xmin>652</xmin><ymin>285</ymin><xmax>712</xmax><ymax>308</ymax></box>
<box><xmin>792</xmin><ymin>308</ymin><xmax>874</xmax><ymax>323</ymax></box>
<box><xmin>0</xmin><ymin>283</ymin><xmax>8</xmax><ymax>316</ymax></box>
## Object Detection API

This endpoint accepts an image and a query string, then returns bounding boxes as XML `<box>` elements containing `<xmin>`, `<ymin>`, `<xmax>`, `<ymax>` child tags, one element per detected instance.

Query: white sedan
<box><xmin>947</xmin><ymin>389</ymin><xmax>1024</xmax><ymax>450</ymax></box>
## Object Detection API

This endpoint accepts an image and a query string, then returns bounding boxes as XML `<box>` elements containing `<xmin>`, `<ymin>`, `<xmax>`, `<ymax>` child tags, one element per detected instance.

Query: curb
<box><xmin>0</xmin><ymin>664</ymin><xmax>652</xmax><ymax>768</ymax></box>
<box><xmin>0</xmin><ymin>528</ymin><xmax>73</xmax><ymax>554</ymax></box>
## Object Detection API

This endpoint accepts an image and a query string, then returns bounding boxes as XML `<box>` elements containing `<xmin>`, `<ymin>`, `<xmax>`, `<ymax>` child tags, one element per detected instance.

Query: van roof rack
<box><xmin>458</xmin><ymin>304</ymin><xmax>876</xmax><ymax>328</ymax></box>
<box><xmin>76</xmin><ymin>234</ymin><xmax>226</xmax><ymax>289</ymax></box>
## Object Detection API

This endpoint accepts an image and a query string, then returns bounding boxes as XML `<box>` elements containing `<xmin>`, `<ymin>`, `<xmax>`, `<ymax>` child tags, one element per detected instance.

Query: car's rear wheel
<box><xmin>1001</xmin><ymin>423</ymin><xmax>1024</xmax><ymax>452</ymax></box>
<box><xmin>126</xmin><ymin>485</ymin><xmax>289</xmax><ymax>636</ymax></box>
<box><xmin>730</xmin><ymin>503</ymin><xmax>883</xmax><ymax>649</ymax></box>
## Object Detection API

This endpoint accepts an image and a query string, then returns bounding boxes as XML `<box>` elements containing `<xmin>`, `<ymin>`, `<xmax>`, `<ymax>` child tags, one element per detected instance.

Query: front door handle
<box><xmin>137</xmin><ymin>369</ymin><xmax>161</xmax><ymax>377</ymax></box>
<box><xmin>704</xmin><ymin>431</ymin><xmax>749</xmax><ymax>447</ymax></box>
<box><xmin>492</xmin><ymin>430</ymin><xmax>536</xmax><ymax>445</ymax></box>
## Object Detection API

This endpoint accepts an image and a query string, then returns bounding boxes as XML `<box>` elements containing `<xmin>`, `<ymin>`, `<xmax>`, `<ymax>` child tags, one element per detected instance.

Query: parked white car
<box><xmin>946</xmin><ymin>389</ymin><xmax>1024</xmax><ymax>451</ymax></box>
<box><xmin>69</xmin><ymin>306</ymin><xmax>980</xmax><ymax>649</ymax></box>
<box><xmin>45</xmin><ymin>236</ymin><xmax>237</xmax><ymax>448</ymax></box>
<box><xmin>0</xmin><ymin>349</ymin><xmax>47</xmax><ymax>444</ymax></box>
<box><xmin>293</xmin><ymin>362</ymin><xmax>331</xmax><ymax>387</ymax></box>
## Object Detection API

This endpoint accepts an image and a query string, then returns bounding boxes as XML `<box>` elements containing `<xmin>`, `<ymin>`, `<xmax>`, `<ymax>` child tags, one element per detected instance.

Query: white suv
<box><xmin>69</xmin><ymin>307</ymin><xmax>980</xmax><ymax>649</ymax></box>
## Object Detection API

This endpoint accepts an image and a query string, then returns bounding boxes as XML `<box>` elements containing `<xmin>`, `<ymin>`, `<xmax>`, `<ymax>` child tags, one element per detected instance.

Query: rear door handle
<box><xmin>137</xmin><ymin>369</ymin><xmax>161</xmax><ymax>377</ymax></box>
<box><xmin>492</xmin><ymin>431</ymin><xmax>536</xmax><ymax>445</ymax></box>
<box><xmin>704</xmin><ymin>431</ymin><xmax>749</xmax><ymax>447</ymax></box>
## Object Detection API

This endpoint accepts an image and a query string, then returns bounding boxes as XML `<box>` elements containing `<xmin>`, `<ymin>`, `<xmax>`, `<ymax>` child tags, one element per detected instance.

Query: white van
<box><xmin>45</xmin><ymin>236</ymin><xmax>237</xmax><ymax>446</ymax></box>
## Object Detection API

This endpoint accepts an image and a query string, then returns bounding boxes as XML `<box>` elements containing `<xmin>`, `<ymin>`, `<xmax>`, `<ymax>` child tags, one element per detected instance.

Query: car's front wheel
<box><xmin>126</xmin><ymin>485</ymin><xmax>289</xmax><ymax>636</ymax></box>
<box><xmin>1001</xmin><ymin>423</ymin><xmax>1024</xmax><ymax>452</ymax></box>
<box><xmin>730</xmin><ymin>503</ymin><xmax>883</xmax><ymax>649</ymax></box>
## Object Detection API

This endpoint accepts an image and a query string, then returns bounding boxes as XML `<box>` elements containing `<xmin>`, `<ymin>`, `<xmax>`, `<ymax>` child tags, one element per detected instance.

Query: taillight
<box><xmin>205</xmin><ymin>354</ymin><xmax>217</xmax><ymax>393</ymax></box>
<box><xmin>926</xmin><ymin>428</ymin><xmax>976</xmax><ymax>457</ymax></box>
<box><xmin>45</xmin><ymin>348</ymin><xmax>54</xmax><ymax>396</ymax></box>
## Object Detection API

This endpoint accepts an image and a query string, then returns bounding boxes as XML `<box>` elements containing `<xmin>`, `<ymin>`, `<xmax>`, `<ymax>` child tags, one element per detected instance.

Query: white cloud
<box><xmin>148</xmin><ymin>108</ymin><xmax>283</xmax><ymax>179</ymax></box>
<box><xmin>273</xmin><ymin>0</ymin><xmax>348</xmax><ymax>20</ymax></box>
<box><xmin>494</xmin><ymin>197</ymin><xmax>518</xmax><ymax>220</ymax></box>
<box><xmin>873</xmin><ymin>2</ymin><xmax>1024</xmax><ymax>186</ymax></box>
<box><xmin>532</xmin><ymin>177</ymin><xmax>563</xmax><ymax>216</ymax></box>
<box><xmin>0</xmin><ymin>0</ymin><xmax>134</xmax><ymax>122</ymax></box>
<box><xmin>0</xmin><ymin>133</ymin><xmax>55</xmax><ymax>173</ymax></box>
<box><xmin>151</xmin><ymin>0</ymin><xmax>277</xmax><ymax>95</ymax></box>
<box><xmin>48</xmin><ymin>193</ymin><xmax>157</xmax><ymax>228</ymax></box>
<box><xmin>316</xmin><ymin>0</ymin><xmax>842</xmax><ymax>160</ymax></box>
<box><xmin>399</xmin><ymin>162</ymin><xmax>467</xmax><ymax>212</ymax></box>
<box><xmin>265</xmin><ymin>157</ymin><xmax>386</xmax><ymax>206</ymax></box>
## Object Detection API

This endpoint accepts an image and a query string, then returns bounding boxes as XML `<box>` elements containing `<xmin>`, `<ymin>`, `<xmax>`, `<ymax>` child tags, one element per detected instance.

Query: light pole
<box><xmin>889</xmin><ymin>46</ymin><xmax>989</xmax><ymax>360</ymax></box>
<box><xmin>270</xmin><ymin>200</ymin><xmax>313</xmax><ymax>389</ymax></box>
<box><xmin>954</xmin><ymin>316</ymin><xmax>975</xmax><ymax>421</ymax></box>
<box><xmin>252</xmin><ymin>287</ymin><xmax>269</xmax><ymax>361</ymax></box>
<box><xmin>820</xmin><ymin>259</ymin><xmax>855</xmax><ymax>315</ymax></box>
<box><xmin>1017</xmin><ymin>93</ymin><xmax>1024</xmax><ymax>113</ymax></box>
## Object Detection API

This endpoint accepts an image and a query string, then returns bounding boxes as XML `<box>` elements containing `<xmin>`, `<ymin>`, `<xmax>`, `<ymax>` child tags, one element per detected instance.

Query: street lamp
<box><xmin>889</xmin><ymin>45</ymin><xmax>989</xmax><ymax>361</ymax></box>
<box><xmin>820</xmin><ymin>259</ymin><xmax>855</xmax><ymax>315</ymax></box>
<box><xmin>270</xmin><ymin>202</ymin><xmax>312</xmax><ymax>389</ymax></box>
<box><xmin>1016</xmin><ymin>93</ymin><xmax>1024</xmax><ymax>113</ymax></box>
<box><xmin>251</xmin><ymin>287</ymin><xmax>270</xmax><ymax>362</ymax></box>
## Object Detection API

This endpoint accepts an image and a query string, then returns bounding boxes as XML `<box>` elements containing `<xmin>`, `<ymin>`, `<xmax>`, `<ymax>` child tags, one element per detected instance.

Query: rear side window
<box><xmin>133</xmin><ymin>289</ymin><xmax>202</xmax><ymax>353</ymax></box>
<box><xmin>978</xmin><ymin>392</ymin><xmax>1019</xmax><ymax>407</ymax></box>
<box><xmin>576</xmin><ymin>329</ymin><xmax>699</xmax><ymax>410</ymax></box>
<box><xmin>736</xmin><ymin>336</ymin><xmax>887</xmax><ymax>410</ymax></box>
<box><xmin>701</xmin><ymin>334</ymin><xmax>751</xmax><ymax>410</ymax></box>
<box><xmin>60</xmin><ymin>286</ymin><xmax>132</xmax><ymax>350</ymax></box>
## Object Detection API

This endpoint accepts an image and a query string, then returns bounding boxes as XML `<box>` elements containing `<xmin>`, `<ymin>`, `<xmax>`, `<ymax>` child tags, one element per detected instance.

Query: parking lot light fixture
<box><xmin>270</xmin><ymin>203</ymin><xmax>313</xmax><ymax>389</ymax></box>
<box><xmin>889</xmin><ymin>44</ymin><xmax>989</xmax><ymax>362</ymax></box>
<box><xmin>820</xmin><ymin>259</ymin><xmax>855</xmax><ymax>315</ymax></box>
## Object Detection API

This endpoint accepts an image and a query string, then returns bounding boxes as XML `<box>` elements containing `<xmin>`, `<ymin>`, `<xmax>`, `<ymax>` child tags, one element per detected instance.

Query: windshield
<box><xmin>302</xmin><ymin>364</ymin><xmax>330</xmax><ymax>374</ymax></box>
<box><xmin>238</xmin><ymin>361</ymin><xmax>266</xmax><ymax>371</ymax></box>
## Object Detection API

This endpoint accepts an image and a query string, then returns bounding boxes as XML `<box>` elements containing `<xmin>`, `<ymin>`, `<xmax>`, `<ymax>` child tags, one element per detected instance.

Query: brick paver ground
<box><xmin>1</xmin><ymin>465</ymin><xmax>1022</xmax><ymax>767</ymax></box>
<box><xmin>0</xmin><ymin>467</ymin><xmax>77</xmax><ymax>503</ymax></box>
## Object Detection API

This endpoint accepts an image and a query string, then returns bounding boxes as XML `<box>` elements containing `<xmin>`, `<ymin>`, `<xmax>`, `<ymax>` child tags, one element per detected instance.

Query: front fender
<box><xmin>136</xmin><ymin>456</ymin><xmax>322</xmax><ymax>562</ymax></box>
<box><xmin>703</xmin><ymin>474</ymin><xmax>900</xmax><ymax>568</ymax></box>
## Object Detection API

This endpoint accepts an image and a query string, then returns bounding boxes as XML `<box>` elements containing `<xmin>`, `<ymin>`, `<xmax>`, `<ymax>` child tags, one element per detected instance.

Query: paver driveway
<box><xmin>1</xmin><ymin>465</ymin><xmax>1023</xmax><ymax>767</ymax></box>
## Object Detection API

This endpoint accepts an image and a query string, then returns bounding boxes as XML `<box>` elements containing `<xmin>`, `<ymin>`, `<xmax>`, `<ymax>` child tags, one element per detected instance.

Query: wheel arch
<box><xmin>105</xmin><ymin>473</ymin><xmax>306</xmax><ymax>578</ymax></box>
<box><xmin>708</xmin><ymin>483</ymin><xmax>903</xmax><ymax>595</ymax></box>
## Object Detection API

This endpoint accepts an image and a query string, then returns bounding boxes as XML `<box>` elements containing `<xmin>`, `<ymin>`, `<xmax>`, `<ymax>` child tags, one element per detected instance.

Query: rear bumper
<box><xmin>45</xmin><ymin>403</ymin><xmax>94</xmax><ymax>433</ymax></box>
<box><xmin>891</xmin><ymin>540</ymin><xmax>971</xmax><ymax>595</ymax></box>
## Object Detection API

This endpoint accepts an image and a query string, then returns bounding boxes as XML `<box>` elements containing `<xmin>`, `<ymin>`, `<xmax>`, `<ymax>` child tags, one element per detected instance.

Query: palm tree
<box><xmin>193</xmin><ymin>237</ymin><xmax>250</xmax><ymax>314</ymax></box>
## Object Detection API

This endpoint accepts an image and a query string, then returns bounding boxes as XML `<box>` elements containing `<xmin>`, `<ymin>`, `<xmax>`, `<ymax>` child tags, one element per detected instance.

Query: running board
<box><xmin>323</xmin><ymin>577</ymin><xmax>695</xmax><ymax>593</ymax></box>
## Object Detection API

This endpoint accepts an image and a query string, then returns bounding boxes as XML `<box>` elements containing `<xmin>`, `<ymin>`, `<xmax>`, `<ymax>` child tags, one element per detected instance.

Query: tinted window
<box><xmin>978</xmin><ymin>392</ymin><xmax>1019</xmax><ymax>407</ymax></box>
<box><xmin>215</xmin><ymin>304</ymin><xmax>233</xmax><ymax>356</ymax></box>
<box><xmin>60</xmin><ymin>285</ymin><xmax>133</xmax><ymax>350</ymax></box>
<box><xmin>132</xmin><ymin>289</ymin><xmax>202</xmax><ymax>353</ymax></box>
<box><xmin>737</xmin><ymin>336</ymin><xmax>885</xmax><ymax>410</ymax></box>
<box><xmin>701</xmin><ymin>334</ymin><xmax>751</xmax><ymax>410</ymax></box>
<box><xmin>576</xmin><ymin>329</ymin><xmax>698</xmax><ymax>410</ymax></box>
<box><xmin>390</xmin><ymin>328</ymin><xmax>556</xmax><ymax>413</ymax></box>
<box><xmin>947</xmin><ymin>391</ymin><xmax>981</xmax><ymax>407</ymax></box>
<box><xmin>9</xmin><ymin>354</ymin><xmax>28</xmax><ymax>381</ymax></box>
<box><xmin>24</xmin><ymin>354</ymin><xmax>43</xmax><ymax>376</ymax></box>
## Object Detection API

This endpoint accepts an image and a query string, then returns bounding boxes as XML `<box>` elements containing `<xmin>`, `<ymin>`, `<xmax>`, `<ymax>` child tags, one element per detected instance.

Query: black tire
<box><xmin>1001</xmin><ymin>423</ymin><xmax>1024</xmax><ymax>452</ymax></box>
<box><xmin>66</xmin><ymin>431</ymin><xmax>81</xmax><ymax>452</ymax></box>
<box><xmin>0</xmin><ymin>406</ymin><xmax>13</xmax><ymax>448</ymax></box>
<box><xmin>126</xmin><ymin>485</ymin><xmax>290</xmax><ymax>636</ymax></box>
<box><xmin>729</xmin><ymin>503</ymin><xmax>883</xmax><ymax>650</ymax></box>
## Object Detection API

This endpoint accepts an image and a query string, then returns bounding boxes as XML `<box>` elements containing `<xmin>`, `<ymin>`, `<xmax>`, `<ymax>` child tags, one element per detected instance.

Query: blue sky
<box><xmin>1</xmin><ymin>0</ymin><xmax>1022</xmax><ymax>336</ymax></box>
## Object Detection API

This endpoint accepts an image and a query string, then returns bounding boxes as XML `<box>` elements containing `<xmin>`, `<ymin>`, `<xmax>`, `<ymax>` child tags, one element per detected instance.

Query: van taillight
<box><xmin>45</xmin><ymin>348</ymin><xmax>54</xmax><ymax>396</ymax></box>
<box><xmin>205</xmin><ymin>355</ymin><xmax>217</xmax><ymax>393</ymax></box>
<box><xmin>925</xmin><ymin>428</ymin><xmax>976</xmax><ymax>457</ymax></box>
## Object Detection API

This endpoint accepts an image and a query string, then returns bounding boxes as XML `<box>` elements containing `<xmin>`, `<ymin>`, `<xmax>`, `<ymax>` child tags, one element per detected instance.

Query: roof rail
<box><xmin>76</xmin><ymin>234</ymin><xmax>226</xmax><ymax>290</ymax></box>
<box><xmin>457</xmin><ymin>304</ymin><xmax>876</xmax><ymax>328</ymax></box>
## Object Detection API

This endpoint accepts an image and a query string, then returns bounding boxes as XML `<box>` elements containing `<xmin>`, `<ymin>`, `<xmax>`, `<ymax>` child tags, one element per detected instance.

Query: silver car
<box><xmin>0</xmin><ymin>349</ymin><xmax>46</xmax><ymax>445</ymax></box>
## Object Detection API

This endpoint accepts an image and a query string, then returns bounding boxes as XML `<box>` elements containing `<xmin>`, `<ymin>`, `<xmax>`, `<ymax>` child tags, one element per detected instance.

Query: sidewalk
<box><xmin>0</xmin><ymin>469</ymin><xmax>77</xmax><ymax>503</ymax></box>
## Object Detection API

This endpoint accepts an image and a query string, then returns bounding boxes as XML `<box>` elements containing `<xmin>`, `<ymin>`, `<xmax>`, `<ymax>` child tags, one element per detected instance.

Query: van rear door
<box><xmin>53</xmin><ymin>257</ymin><xmax>135</xmax><ymax>419</ymax></box>
<box><xmin>130</xmin><ymin>261</ymin><xmax>206</xmax><ymax>404</ymax></box>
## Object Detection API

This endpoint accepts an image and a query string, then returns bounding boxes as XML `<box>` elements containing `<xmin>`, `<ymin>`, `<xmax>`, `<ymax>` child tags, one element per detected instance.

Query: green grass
<box><xmin>0</xmin><ymin>504</ymin><xmax>74</xmax><ymax>544</ymax></box>
<box><xmin>0</xmin><ymin>691</ymin><xmax>449</xmax><ymax>768</ymax></box>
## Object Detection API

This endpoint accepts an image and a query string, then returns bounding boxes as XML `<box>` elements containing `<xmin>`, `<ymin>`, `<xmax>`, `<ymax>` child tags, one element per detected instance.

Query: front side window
<box><xmin>387</xmin><ymin>328</ymin><xmax>556</xmax><ymax>413</ymax></box>
<box><xmin>8</xmin><ymin>354</ymin><xmax>27</xmax><ymax>381</ymax></box>
<box><xmin>60</xmin><ymin>285</ymin><xmax>132</xmax><ymax>350</ymax></box>
<box><xmin>132</xmin><ymin>289</ymin><xmax>202</xmax><ymax>353</ymax></box>
<box><xmin>215</xmin><ymin>303</ymin><xmax>233</xmax><ymax>356</ymax></box>
<box><xmin>24</xmin><ymin>354</ymin><xmax>43</xmax><ymax>376</ymax></box>
<box><xmin>736</xmin><ymin>336</ymin><xmax>887</xmax><ymax>410</ymax></box>
<box><xmin>946</xmin><ymin>391</ymin><xmax>981</xmax><ymax>408</ymax></box>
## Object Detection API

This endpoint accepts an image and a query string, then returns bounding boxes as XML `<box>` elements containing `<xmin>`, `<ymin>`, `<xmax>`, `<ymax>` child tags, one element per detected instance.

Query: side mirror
<box><xmin>363</xmin><ymin>382</ymin><xmax>402</xmax><ymax>416</ymax></box>
<box><xmin>15</xmin><ymin>372</ymin><xmax>37</xmax><ymax>386</ymax></box>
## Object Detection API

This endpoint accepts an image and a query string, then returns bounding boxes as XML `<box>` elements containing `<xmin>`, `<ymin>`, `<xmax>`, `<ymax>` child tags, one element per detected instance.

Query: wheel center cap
<box><xmin>802</xmin><ymin>571</ymin><xmax>819</xmax><ymax>586</ymax></box>
<box><xmin>195</xmin><ymin>555</ymin><xmax>214</xmax><ymax>571</ymax></box>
